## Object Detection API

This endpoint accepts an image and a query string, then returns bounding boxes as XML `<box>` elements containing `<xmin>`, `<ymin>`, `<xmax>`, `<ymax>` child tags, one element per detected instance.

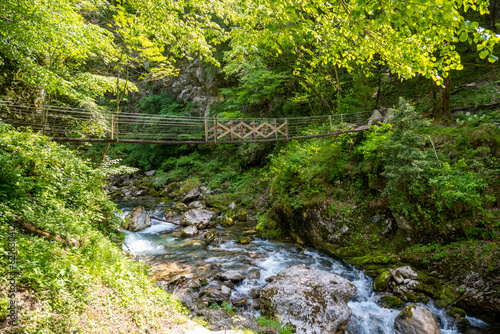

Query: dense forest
<box><xmin>1</xmin><ymin>0</ymin><xmax>500</xmax><ymax>333</ymax></box>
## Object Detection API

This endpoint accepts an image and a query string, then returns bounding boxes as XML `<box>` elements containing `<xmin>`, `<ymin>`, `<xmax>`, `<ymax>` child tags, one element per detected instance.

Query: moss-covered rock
<box><xmin>219</xmin><ymin>216</ymin><xmax>234</xmax><ymax>227</ymax></box>
<box><xmin>172</xmin><ymin>202</ymin><xmax>188</xmax><ymax>212</ymax></box>
<box><xmin>236</xmin><ymin>236</ymin><xmax>252</xmax><ymax>244</ymax></box>
<box><xmin>447</xmin><ymin>307</ymin><xmax>466</xmax><ymax>318</ymax></box>
<box><xmin>235</xmin><ymin>209</ymin><xmax>247</xmax><ymax>222</ymax></box>
<box><xmin>373</xmin><ymin>271</ymin><xmax>392</xmax><ymax>291</ymax></box>
<box><xmin>379</xmin><ymin>296</ymin><xmax>406</xmax><ymax>309</ymax></box>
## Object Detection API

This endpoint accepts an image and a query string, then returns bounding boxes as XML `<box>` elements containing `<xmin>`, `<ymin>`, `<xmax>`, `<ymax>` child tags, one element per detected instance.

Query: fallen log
<box><xmin>13</xmin><ymin>215</ymin><xmax>85</xmax><ymax>247</ymax></box>
<box><xmin>150</xmin><ymin>215</ymin><xmax>180</xmax><ymax>225</ymax></box>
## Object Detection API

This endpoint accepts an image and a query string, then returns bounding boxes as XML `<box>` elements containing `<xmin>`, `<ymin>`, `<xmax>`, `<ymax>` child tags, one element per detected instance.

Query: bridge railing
<box><xmin>0</xmin><ymin>101</ymin><xmax>371</xmax><ymax>144</ymax></box>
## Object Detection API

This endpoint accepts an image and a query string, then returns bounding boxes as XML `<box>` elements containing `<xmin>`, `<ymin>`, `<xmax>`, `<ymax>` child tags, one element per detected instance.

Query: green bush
<box><xmin>0</xmin><ymin>124</ymin><xmax>186</xmax><ymax>333</ymax></box>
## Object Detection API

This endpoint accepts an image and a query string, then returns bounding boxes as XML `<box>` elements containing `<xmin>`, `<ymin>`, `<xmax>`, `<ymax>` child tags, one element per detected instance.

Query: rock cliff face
<box><xmin>168</xmin><ymin>58</ymin><xmax>224</xmax><ymax>116</ymax></box>
<box><xmin>260</xmin><ymin>264</ymin><xmax>358</xmax><ymax>334</ymax></box>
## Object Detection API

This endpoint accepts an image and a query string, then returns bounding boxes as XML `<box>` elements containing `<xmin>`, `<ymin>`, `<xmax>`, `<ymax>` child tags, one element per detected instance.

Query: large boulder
<box><xmin>260</xmin><ymin>264</ymin><xmax>358</xmax><ymax>334</ymax></box>
<box><xmin>394</xmin><ymin>305</ymin><xmax>440</xmax><ymax>334</ymax></box>
<box><xmin>180</xmin><ymin>209</ymin><xmax>216</xmax><ymax>229</ymax></box>
<box><xmin>121</xmin><ymin>206</ymin><xmax>151</xmax><ymax>231</ymax></box>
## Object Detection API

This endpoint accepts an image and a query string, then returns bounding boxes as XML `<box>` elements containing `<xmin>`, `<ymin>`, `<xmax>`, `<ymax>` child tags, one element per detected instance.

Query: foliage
<box><xmin>0</xmin><ymin>124</ymin><xmax>187</xmax><ymax>333</ymax></box>
<box><xmin>257</xmin><ymin>315</ymin><xmax>294</xmax><ymax>334</ymax></box>
<box><xmin>0</xmin><ymin>0</ymin><xmax>135</xmax><ymax>102</ymax></box>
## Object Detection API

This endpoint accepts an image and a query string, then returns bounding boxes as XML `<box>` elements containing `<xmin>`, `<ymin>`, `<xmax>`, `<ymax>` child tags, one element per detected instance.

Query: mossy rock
<box><xmin>365</xmin><ymin>269</ymin><xmax>387</xmax><ymax>278</ymax></box>
<box><xmin>176</xmin><ymin>178</ymin><xmax>201</xmax><ymax>200</ymax></box>
<box><xmin>373</xmin><ymin>271</ymin><xmax>392</xmax><ymax>291</ymax></box>
<box><xmin>236</xmin><ymin>236</ymin><xmax>252</xmax><ymax>245</ymax></box>
<box><xmin>349</xmin><ymin>254</ymin><xmax>397</xmax><ymax>270</ymax></box>
<box><xmin>219</xmin><ymin>216</ymin><xmax>234</xmax><ymax>227</ymax></box>
<box><xmin>172</xmin><ymin>202</ymin><xmax>188</xmax><ymax>212</ymax></box>
<box><xmin>394</xmin><ymin>286</ymin><xmax>420</xmax><ymax>303</ymax></box>
<box><xmin>447</xmin><ymin>307</ymin><xmax>467</xmax><ymax>318</ymax></box>
<box><xmin>235</xmin><ymin>210</ymin><xmax>247</xmax><ymax>222</ymax></box>
<box><xmin>162</xmin><ymin>181</ymin><xmax>180</xmax><ymax>197</ymax></box>
<box><xmin>379</xmin><ymin>296</ymin><xmax>406</xmax><ymax>309</ymax></box>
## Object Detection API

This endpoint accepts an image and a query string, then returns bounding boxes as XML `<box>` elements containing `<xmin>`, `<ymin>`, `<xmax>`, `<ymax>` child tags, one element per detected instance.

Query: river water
<box><xmin>118</xmin><ymin>200</ymin><xmax>492</xmax><ymax>334</ymax></box>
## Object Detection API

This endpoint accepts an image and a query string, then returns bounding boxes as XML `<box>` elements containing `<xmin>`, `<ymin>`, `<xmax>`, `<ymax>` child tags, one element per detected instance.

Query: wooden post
<box><xmin>329</xmin><ymin>115</ymin><xmax>333</xmax><ymax>133</ymax></box>
<box><xmin>274</xmin><ymin>119</ymin><xmax>278</xmax><ymax>139</ymax></box>
<box><xmin>285</xmin><ymin>118</ymin><xmax>288</xmax><ymax>139</ymax></box>
<box><xmin>341</xmin><ymin>114</ymin><xmax>344</xmax><ymax>129</ymax></box>
<box><xmin>115</xmin><ymin>110</ymin><xmax>119</xmax><ymax>140</ymax></box>
<box><xmin>214</xmin><ymin>118</ymin><xmax>217</xmax><ymax>144</ymax></box>
<box><xmin>229</xmin><ymin>121</ymin><xmax>233</xmax><ymax>142</ymax></box>
<box><xmin>204</xmin><ymin>119</ymin><xmax>208</xmax><ymax>142</ymax></box>
<box><xmin>111</xmin><ymin>114</ymin><xmax>114</xmax><ymax>140</ymax></box>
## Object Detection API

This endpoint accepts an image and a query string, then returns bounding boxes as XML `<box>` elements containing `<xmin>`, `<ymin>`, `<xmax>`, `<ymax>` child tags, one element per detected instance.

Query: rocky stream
<box><xmin>116</xmin><ymin>195</ymin><xmax>497</xmax><ymax>334</ymax></box>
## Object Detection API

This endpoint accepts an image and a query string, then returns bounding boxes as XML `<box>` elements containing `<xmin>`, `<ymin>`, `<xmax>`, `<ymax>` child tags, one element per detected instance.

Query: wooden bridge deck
<box><xmin>0</xmin><ymin>101</ymin><xmax>371</xmax><ymax>144</ymax></box>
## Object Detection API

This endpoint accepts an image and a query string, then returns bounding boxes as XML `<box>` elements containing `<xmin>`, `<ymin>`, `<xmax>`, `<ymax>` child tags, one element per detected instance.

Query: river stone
<box><xmin>236</xmin><ymin>236</ymin><xmax>252</xmax><ymax>244</ymax></box>
<box><xmin>180</xmin><ymin>225</ymin><xmax>198</xmax><ymax>238</ymax></box>
<box><xmin>394</xmin><ymin>305</ymin><xmax>440</xmax><ymax>334</ymax></box>
<box><xmin>200</xmin><ymin>285</ymin><xmax>232</xmax><ymax>305</ymax></box>
<box><xmin>218</xmin><ymin>271</ymin><xmax>245</xmax><ymax>283</ymax></box>
<box><xmin>394</xmin><ymin>285</ymin><xmax>419</xmax><ymax>303</ymax></box>
<box><xmin>181</xmin><ymin>209</ymin><xmax>216</xmax><ymax>229</ymax></box>
<box><xmin>204</xmin><ymin>230</ymin><xmax>219</xmax><ymax>245</ymax></box>
<box><xmin>260</xmin><ymin>264</ymin><xmax>358</xmax><ymax>334</ymax></box>
<box><xmin>391</xmin><ymin>266</ymin><xmax>418</xmax><ymax>284</ymax></box>
<box><xmin>188</xmin><ymin>200</ymin><xmax>205</xmax><ymax>209</ymax></box>
<box><xmin>379</xmin><ymin>296</ymin><xmax>406</xmax><ymax>309</ymax></box>
<box><xmin>248</xmin><ymin>268</ymin><xmax>260</xmax><ymax>280</ymax></box>
<box><xmin>121</xmin><ymin>206</ymin><xmax>151</xmax><ymax>231</ymax></box>
<box><xmin>182</xmin><ymin>187</ymin><xmax>201</xmax><ymax>203</ymax></box>
<box><xmin>145</xmin><ymin>169</ymin><xmax>156</xmax><ymax>176</ymax></box>
<box><xmin>232</xmin><ymin>298</ymin><xmax>248</xmax><ymax>308</ymax></box>
<box><xmin>172</xmin><ymin>202</ymin><xmax>188</xmax><ymax>212</ymax></box>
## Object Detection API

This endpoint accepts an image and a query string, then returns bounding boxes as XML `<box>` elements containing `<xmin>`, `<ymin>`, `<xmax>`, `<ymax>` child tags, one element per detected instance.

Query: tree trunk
<box><xmin>434</xmin><ymin>73</ymin><xmax>451</xmax><ymax>119</ymax></box>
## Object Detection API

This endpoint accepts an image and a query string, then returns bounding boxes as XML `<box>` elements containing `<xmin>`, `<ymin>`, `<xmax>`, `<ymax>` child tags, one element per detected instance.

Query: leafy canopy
<box><xmin>225</xmin><ymin>0</ymin><xmax>499</xmax><ymax>85</ymax></box>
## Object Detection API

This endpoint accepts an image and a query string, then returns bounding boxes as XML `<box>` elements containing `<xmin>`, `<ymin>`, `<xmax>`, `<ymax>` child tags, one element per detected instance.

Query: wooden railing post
<box><xmin>204</xmin><ymin>118</ymin><xmax>208</xmax><ymax>142</ymax></box>
<box><xmin>214</xmin><ymin>118</ymin><xmax>217</xmax><ymax>144</ymax></box>
<box><xmin>285</xmin><ymin>118</ymin><xmax>288</xmax><ymax>139</ymax></box>
<box><xmin>329</xmin><ymin>115</ymin><xmax>333</xmax><ymax>133</ymax></box>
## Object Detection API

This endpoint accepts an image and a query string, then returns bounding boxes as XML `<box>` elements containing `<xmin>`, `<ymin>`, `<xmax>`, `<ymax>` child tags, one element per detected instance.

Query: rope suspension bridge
<box><xmin>0</xmin><ymin>101</ymin><xmax>371</xmax><ymax>144</ymax></box>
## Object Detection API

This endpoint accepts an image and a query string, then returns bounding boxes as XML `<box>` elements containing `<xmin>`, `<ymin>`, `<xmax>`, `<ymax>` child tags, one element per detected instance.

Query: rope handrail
<box><xmin>0</xmin><ymin>101</ymin><xmax>372</xmax><ymax>144</ymax></box>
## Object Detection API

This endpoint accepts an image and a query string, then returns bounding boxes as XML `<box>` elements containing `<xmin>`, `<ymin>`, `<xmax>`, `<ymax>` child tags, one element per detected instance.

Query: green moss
<box><xmin>373</xmin><ymin>271</ymin><xmax>392</xmax><ymax>291</ymax></box>
<box><xmin>236</xmin><ymin>236</ymin><xmax>252</xmax><ymax>244</ymax></box>
<box><xmin>219</xmin><ymin>216</ymin><xmax>234</xmax><ymax>227</ymax></box>
<box><xmin>447</xmin><ymin>307</ymin><xmax>467</xmax><ymax>318</ymax></box>
<box><xmin>379</xmin><ymin>296</ymin><xmax>406</xmax><ymax>309</ymax></box>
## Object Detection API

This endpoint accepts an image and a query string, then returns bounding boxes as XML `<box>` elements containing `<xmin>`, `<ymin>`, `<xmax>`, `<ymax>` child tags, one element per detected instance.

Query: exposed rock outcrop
<box><xmin>260</xmin><ymin>264</ymin><xmax>357</xmax><ymax>334</ymax></box>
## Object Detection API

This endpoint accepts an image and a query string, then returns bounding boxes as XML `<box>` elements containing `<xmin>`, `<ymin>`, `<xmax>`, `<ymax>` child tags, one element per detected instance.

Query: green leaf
<box><xmin>479</xmin><ymin>50</ymin><xmax>489</xmax><ymax>59</ymax></box>
<box><xmin>459</xmin><ymin>32</ymin><xmax>468</xmax><ymax>42</ymax></box>
<box><xmin>488</xmin><ymin>54</ymin><xmax>499</xmax><ymax>63</ymax></box>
